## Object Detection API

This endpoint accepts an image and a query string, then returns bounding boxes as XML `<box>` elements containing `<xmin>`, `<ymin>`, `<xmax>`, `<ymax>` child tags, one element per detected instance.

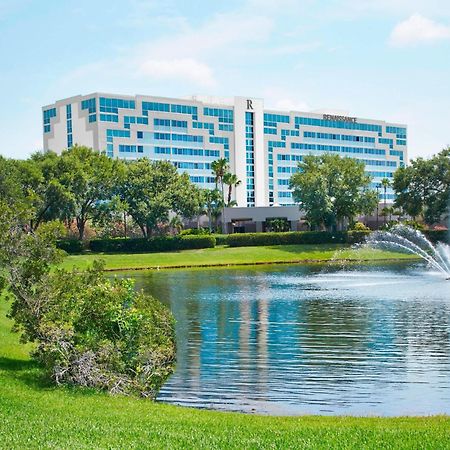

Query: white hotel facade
<box><xmin>43</xmin><ymin>93</ymin><xmax>407</xmax><ymax>207</ymax></box>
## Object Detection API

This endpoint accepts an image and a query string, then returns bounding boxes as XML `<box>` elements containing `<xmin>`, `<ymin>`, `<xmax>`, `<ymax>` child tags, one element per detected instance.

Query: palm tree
<box><xmin>223</xmin><ymin>172</ymin><xmax>241</xmax><ymax>206</ymax></box>
<box><xmin>211</xmin><ymin>158</ymin><xmax>230</xmax><ymax>233</ymax></box>
<box><xmin>381</xmin><ymin>178</ymin><xmax>390</xmax><ymax>225</ymax></box>
<box><xmin>169</xmin><ymin>215</ymin><xmax>183</xmax><ymax>235</ymax></box>
<box><xmin>203</xmin><ymin>188</ymin><xmax>223</xmax><ymax>232</ymax></box>
<box><xmin>211</xmin><ymin>158</ymin><xmax>229</xmax><ymax>201</ymax></box>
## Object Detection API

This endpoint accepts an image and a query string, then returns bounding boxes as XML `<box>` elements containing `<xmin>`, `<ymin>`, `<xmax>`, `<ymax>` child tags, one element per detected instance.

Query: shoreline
<box><xmin>100</xmin><ymin>256</ymin><xmax>420</xmax><ymax>272</ymax></box>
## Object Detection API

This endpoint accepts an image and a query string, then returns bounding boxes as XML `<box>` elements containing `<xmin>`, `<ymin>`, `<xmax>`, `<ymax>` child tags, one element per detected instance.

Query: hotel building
<box><xmin>43</xmin><ymin>93</ymin><xmax>407</xmax><ymax>207</ymax></box>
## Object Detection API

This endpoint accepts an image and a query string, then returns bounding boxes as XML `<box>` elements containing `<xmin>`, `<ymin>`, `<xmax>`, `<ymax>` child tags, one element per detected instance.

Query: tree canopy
<box><xmin>393</xmin><ymin>147</ymin><xmax>450</xmax><ymax>225</ymax></box>
<box><xmin>119</xmin><ymin>158</ymin><xmax>200</xmax><ymax>237</ymax></box>
<box><xmin>290</xmin><ymin>154</ymin><xmax>378</xmax><ymax>230</ymax></box>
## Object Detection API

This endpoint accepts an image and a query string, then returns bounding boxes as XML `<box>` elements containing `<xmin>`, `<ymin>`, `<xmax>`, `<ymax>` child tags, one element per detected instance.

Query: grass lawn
<box><xmin>62</xmin><ymin>244</ymin><xmax>418</xmax><ymax>271</ymax></box>
<box><xmin>2</xmin><ymin>297</ymin><xmax>450</xmax><ymax>449</ymax></box>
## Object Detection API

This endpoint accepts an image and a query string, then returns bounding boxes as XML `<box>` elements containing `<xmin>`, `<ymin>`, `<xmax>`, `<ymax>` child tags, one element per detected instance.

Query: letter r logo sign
<box><xmin>247</xmin><ymin>99</ymin><xmax>253</xmax><ymax>110</ymax></box>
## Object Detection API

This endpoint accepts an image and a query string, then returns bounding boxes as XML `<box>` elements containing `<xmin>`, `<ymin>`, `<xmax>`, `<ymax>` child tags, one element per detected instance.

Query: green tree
<box><xmin>0</xmin><ymin>156</ymin><xmax>23</xmax><ymax>208</ymax></box>
<box><xmin>119</xmin><ymin>158</ymin><xmax>198</xmax><ymax>237</ymax></box>
<box><xmin>381</xmin><ymin>177</ymin><xmax>390</xmax><ymax>225</ymax></box>
<box><xmin>202</xmin><ymin>188</ymin><xmax>223</xmax><ymax>232</ymax></box>
<box><xmin>290</xmin><ymin>154</ymin><xmax>378</xmax><ymax>230</ymax></box>
<box><xmin>56</xmin><ymin>146</ymin><xmax>123</xmax><ymax>240</ymax></box>
<box><xmin>16</xmin><ymin>152</ymin><xmax>72</xmax><ymax>231</ymax></box>
<box><xmin>393</xmin><ymin>148</ymin><xmax>450</xmax><ymax>225</ymax></box>
<box><xmin>223</xmin><ymin>172</ymin><xmax>241</xmax><ymax>206</ymax></box>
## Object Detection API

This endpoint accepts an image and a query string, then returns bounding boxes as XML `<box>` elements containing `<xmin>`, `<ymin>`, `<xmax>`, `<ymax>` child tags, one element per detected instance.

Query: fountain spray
<box><xmin>367</xmin><ymin>225</ymin><xmax>450</xmax><ymax>280</ymax></box>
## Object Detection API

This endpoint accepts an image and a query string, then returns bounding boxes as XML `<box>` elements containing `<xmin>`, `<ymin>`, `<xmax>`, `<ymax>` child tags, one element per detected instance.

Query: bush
<box><xmin>179</xmin><ymin>228</ymin><xmax>211</xmax><ymax>236</ymax></box>
<box><xmin>35</xmin><ymin>264</ymin><xmax>175</xmax><ymax>398</ymax></box>
<box><xmin>347</xmin><ymin>230</ymin><xmax>371</xmax><ymax>244</ymax></box>
<box><xmin>213</xmin><ymin>234</ymin><xmax>230</xmax><ymax>246</ymax></box>
<box><xmin>89</xmin><ymin>235</ymin><xmax>216</xmax><ymax>253</ymax></box>
<box><xmin>351</xmin><ymin>222</ymin><xmax>370</xmax><ymax>232</ymax></box>
<box><xmin>56</xmin><ymin>239</ymin><xmax>84</xmax><ymax>254</ymax></box>
<box><xmin>424</xmin><ymin>229</ymin><xmax>449</xmax><ymax>243</ymax></box>
<box><xmin>265</xmin><ymin>218</ymin><xmax>290</xmax><ymax>232</ymax></box>
<box><xmin>227</xmin><ymin>231</ymin><xmax>371</xmax><ymax>247</ymax></box>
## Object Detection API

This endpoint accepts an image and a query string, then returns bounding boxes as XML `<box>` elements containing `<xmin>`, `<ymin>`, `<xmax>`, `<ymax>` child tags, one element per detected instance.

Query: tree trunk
<box><xmin>77</xmin><ymin>217</ymin><xmax>85</xmax><ymax>241</ymax></box>
<box><xmin>227</xmin><ymin>185</ymin><xmax>232</xmax><ymax>206</ymax></box>
<box><xmin>138</xmin><ymin>223</ymin><xmax>147</xmax><ymax>238</ymax></box>
<box><xmin>208</xmin><ymin>210</ymin><xmax>212</xmax><ymax>233</ymax></box>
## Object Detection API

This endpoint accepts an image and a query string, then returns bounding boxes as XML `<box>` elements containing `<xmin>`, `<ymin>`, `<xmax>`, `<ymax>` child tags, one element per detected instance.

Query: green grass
<box><xmin>1</xmin><ymin>296</ymin><xmax>450</xmax><ymax>449</ymax></box>
<box><xmin>62</xmin><ymin>244</ymin><xmax>418</xmax><ymax>271</ymax></box>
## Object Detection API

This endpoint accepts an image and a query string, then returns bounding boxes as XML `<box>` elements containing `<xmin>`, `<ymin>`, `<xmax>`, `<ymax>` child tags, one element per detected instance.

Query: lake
<box><xmin>128</xmin><ymin>262</ymin><xmax>450</xmax><ymax>416</ymax></box>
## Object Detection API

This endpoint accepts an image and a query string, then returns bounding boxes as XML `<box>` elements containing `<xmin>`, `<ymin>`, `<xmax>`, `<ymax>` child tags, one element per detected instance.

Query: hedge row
<box><xmin>89</xmin><ymin>235</ymin><xmax>216</xmax><ymax>253</ymax></box>
<box><xmin>212</xmin><ymin>234</ymin><xmax>230</xmax><ymax>246</ymax></box>
<box><xmin>226</xmin><ymin>231</ymin><xmax>371</xmax><ymax>247</ymax></box>
<box><xmin>57</xmin><ymin>231</ymin><xmax>374</xmax><ymax>254</ymax></box>
<box><xmin>56</xmin><ymin>240</ymin><xmax>85</xmax><ymax>254</ymax></box>
<box><xmin>57</xmin><ymin>235</ymin><xmax>216</xmax><ymax>254</ymax></box>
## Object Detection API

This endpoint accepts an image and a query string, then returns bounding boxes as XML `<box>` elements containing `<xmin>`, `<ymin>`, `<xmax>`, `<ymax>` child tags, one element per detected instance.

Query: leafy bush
<box><xmin>227</xmin><ymin>231</ymin><xmax>370</xmax><ymax>247</ymax></box>
<box><xmin>351</xmin><ymin>222</ymin><xmax>370</xmax><ymax>232</ymax></box>
<box><xmin>265</xmin><ymin>218</ymin><xmax>290</xmax><ymax>232</ymax></box>
<box><xmin>89</xmin><ymin>235</ymin><xmax>216</xmax><ymax>253</ymax></box>
<box><xmin>56</xmin><ymin>239</ymin><xmax>84</xmax><ymax>254</ymax></box>
<box><xmin>424</xmin><ymin>229</ymin><xmax>449</xmax><ymax>243</ymax></box>
<box><xmin>213</xmin><ymin>234</ymin><xmax>229</xmax><ymax>246</ymax></box>
<box><xmin>401</xmin><ymin>220</ymin><xmax>426</xmax><ymax>231</ymax></box>
<box><xmin>347</xmin><ymin>231</ymin><xmax>372</xmax><ymax>244</ymax></box>
<box><xmin>180</xmin><ymin>228</ymin><xmax>211</xmax><ymax>236</ymax></box>
<box><xmin>35</xmin><ymin>264</ymin><xmax>175</xmax><ymax>397</ymax></box>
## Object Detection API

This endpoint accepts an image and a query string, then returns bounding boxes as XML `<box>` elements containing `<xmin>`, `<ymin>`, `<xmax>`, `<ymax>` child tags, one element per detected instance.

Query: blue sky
<box><xmin>0</xmin><ymin>0</ymin><xmax>449</xmax><ymax>160</ymax></box>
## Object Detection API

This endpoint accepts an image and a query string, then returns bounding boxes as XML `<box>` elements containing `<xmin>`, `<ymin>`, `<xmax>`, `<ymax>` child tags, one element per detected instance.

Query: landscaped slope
<box><xmin>62</xmin><ymin>244</ymin><xmax>418</xmax><ymax>271</ymax></box>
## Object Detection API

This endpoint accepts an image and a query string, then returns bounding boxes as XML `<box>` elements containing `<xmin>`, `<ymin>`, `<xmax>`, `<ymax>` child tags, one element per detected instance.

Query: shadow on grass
<box><xmin>0</xmin><ymin>356</ymin><xmax>53</xmax><ymax>389</ymax></box>
<box><xmin>0</xmin><ymin>356</ymin><xmax>35</xmax><ymax>371</ymax></box>
<box><xmin>0</xmin><ymin>356</ymin><xmax>108</xmax><ymax>398</ymax></box>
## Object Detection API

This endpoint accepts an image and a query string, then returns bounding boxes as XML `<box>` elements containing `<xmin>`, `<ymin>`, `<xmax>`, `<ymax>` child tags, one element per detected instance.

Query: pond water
<box><xmin>129</xmin><ymin>262</ymin><xmax>450</xmax><ymax>416</ymax></box>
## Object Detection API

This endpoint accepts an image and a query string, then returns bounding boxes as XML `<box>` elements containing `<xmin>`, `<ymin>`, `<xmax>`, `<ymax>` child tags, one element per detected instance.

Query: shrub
<box><xmin>89</xmin><ymin>235</ymin><xmax>215</xmax><ymax>253</ymax></box>
<box><xmin>56</xmin><ymin>239</ymin><xmax>84</xmax><ymax>254</ymax></box>
<box><xmin>213</xmin><ymin>234</ymin><xmax>230</xmax><ymax>246</ymax></box>
<box><xmin>347</xmin><ymin>230</ymin><xmax>371</xmax><ymax>244</ymax></box>
<box><xmin>424</xmin><ymin>229</ymin><xmax>449</xmax><ymax>243</ymax></box>
<box><xmin>180</xmin><ymin>228</ymin><xmax>211</xmax><ymax>236</ymax></box>
<box><xmin>35</xmin><ymin>264</ymin><xmax>175</xmax><ymax>398</ymax></box>
<box><xmin>351</xmin><ymin>222</ymin><xmax>370</xmax><ymax>232</ymax></box>
<box><xmin>265</xmin><ymin>218</ymin><xmax>290</xmax><ymax>232</ymax></box>
<box><xmin>227</xmin><ymin>231</ymin><xmax>371</xmax><ymax>247</ymax></box>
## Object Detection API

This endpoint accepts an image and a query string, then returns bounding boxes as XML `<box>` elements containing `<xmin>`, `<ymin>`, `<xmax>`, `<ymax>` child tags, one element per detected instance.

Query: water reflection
<box><xmin>129</xmin><ymin>263</ymin><xmax>450</xmax><ymax>415</ymax></box>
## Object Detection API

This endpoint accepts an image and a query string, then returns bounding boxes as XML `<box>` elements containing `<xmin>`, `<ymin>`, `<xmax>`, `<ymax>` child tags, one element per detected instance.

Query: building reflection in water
<box><xmin>130</xmin><ymin>264</ymin><xmax>450</xmax><ymax>415</ymax></box>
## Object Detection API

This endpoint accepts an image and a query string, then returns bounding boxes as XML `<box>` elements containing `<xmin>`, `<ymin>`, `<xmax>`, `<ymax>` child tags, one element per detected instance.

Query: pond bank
<box><xmin>62</xmin><ymin>244</ymin><xmax>418</xmax><ymax>272</ymax></box>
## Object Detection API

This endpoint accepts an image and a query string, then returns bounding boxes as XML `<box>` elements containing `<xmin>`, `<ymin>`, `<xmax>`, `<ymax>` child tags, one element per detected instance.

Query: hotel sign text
<box><xmin>323</xmin><ymin>114</ymin><xmax>357</xmax><ymax>123</ymax></box>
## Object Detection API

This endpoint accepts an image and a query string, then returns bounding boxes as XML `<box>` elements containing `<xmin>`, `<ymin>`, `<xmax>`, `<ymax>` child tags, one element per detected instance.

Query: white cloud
<box><xmin>138</xmin><ymin>58</ymin><xmax>216</xmax><ymax>88</ymax></box>
<box><xmin>263</xmin><ymin>86</ymin><xmax>310</xmax><ymax>112</ymax></box>
<box><xmin>61</xmin><ymin>10</ymin><xmax>274</xmax><ymax>91</ymax></box>
<box><xmin>136</xmin><ymin>13</ymin><xmax>273</xmax><ymax>59</ymax></box>
<box><xmin>343</xmin><ymin>0</ymin><xmax>450</xmax><ymax>17</ymax></box>
<box><xmin>389</xmin><ymin>14</ymin><xmax>450</xmax><ymax>47</ymax></box>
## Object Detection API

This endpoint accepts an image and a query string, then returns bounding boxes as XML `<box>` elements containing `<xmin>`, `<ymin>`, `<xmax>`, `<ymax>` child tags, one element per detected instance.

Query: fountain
<box><xmin>366</xmin><ymin>225</ymin><xmax>450</xmax><ymax>279</ymax></box>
